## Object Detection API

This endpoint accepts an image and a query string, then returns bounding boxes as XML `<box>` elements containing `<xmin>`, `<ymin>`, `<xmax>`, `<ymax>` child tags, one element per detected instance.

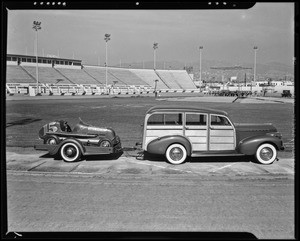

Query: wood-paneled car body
<box><xmin>142</xmin><ymin>106</ymin><xmax>284</xmax><ymax>165</ymax></box>
<box><xmin>34</xmin><ymin>118</ymin><xmax>122</xmax><ymax>162</ymax></box>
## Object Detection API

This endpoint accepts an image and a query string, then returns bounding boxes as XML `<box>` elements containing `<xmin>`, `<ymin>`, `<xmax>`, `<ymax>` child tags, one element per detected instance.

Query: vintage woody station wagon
<box><xmin>142</xmin><ymin>105</ymin><xmax>284</xmax><ymax>165</ymax></box>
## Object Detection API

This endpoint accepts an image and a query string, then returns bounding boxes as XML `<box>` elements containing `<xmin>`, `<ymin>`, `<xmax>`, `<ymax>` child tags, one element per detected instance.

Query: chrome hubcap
<box><xmin>65</xmin><ymin>146</ymin><xmax>76</xmax><ymax>157</ymax></box>
<box><xmin>170</xmin><ymin>147</ymin><xmax>183</xmax><ymax>161</ymax></box>
<box><xmin>48</xmin><ymin>139</ymin><xmax>56</xmax><ymax>145</ymax></box>
<box><xmin>260</xmin><ymin>147</ymin><xmax>273</xmax><ymax>161</ymax></box>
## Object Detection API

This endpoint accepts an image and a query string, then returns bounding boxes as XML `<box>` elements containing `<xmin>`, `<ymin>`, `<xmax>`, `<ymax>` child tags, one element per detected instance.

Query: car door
<box><xmin>209</xmin><ymin>114</ymin><xmax>235</xmax><ymax>151</ymax></box>
<box><xmin>185</xmin><ymin>113</ymin><xmax>208</xmax><ymax>151</ymax></box>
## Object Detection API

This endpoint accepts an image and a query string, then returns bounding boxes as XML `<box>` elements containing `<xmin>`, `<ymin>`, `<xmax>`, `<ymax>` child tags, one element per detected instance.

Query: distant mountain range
<box><xmin>115</xmin><ymin>59</ymin><xmax>294</xmax><ymax>77</ymax></box>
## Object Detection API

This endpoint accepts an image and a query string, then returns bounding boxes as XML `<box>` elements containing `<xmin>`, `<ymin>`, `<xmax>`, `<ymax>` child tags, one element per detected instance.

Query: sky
<box><xmin>6</xmin><ymin>2</ymin><xmax>294</xmax><ymax>67</ymax></box>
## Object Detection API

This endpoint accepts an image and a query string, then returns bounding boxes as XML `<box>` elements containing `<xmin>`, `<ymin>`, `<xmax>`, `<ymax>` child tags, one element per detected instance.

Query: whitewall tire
<box><xmin>165</xmin><ymin>144</ymin><xmax>187</xmax><ymax>165</ymax></box>
<box><xmin>255</xmin><ymin>143</ymin><xmax>277</xmax><ymax>165</ymax></box>
<box><xmin>60</xmin><ymin>142</ymin><xmax>81</xmax><ymax>162</ymax></box>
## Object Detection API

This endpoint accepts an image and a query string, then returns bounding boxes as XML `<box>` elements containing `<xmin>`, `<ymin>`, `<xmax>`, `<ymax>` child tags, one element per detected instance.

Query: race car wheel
<box><xmin>165</xmin><ymin>143</ymin><xmax>187</xmax><ymax>165</ymax></box>
<box><xmin>45</xmin><ymin>135</ymin><xmax>59</xmax><ymax>145</ymax></box>
<box><xmin>255</xmin><ymin>143</ymin><xmax>277</xmax><ymax>165</ymax></box>
<box><xmin>60</xmin><ymin>142</ymin><xmax>81</xmax><ymax>162</ymax></box>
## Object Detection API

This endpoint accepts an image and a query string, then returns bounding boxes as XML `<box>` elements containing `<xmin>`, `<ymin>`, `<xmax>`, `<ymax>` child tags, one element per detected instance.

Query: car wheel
<box><xmin>165</xmin><ymin>144</ymin><xmax>187</xmax><ymax>165</ymax></box>
<box><xmin>255</xmin><ymin>143</ymin><xmax>277</xmax><ymax>165</ymax></box>
<box><xmin>45</xmin><ymin>135</ymin><xmax>59</xmax><ymax>145</ymax></box>
<box><xmin>60</xmin><ymin>142</ymin><xmax>81</xmax><ymax>162</ymax></box>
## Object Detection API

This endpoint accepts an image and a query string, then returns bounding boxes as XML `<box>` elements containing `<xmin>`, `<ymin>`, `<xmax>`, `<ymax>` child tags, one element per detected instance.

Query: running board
<box><xmin>191</xmin><ymin>152</ymin><xmax>246</xmax><ymax>157</ymax></box>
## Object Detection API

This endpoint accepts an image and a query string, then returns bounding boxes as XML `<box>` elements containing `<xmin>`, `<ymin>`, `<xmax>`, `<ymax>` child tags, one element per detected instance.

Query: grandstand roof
<box><xmin>7</xmin><ymin>54</ymin><xmax>82</xmax><ymax>63</ymax></box>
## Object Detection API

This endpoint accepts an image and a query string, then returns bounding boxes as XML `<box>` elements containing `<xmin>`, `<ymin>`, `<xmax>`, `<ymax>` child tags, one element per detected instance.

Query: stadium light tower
<box><xmin>153</xmin><ymin>42</ymin><xmax>158</xmax><ymax>70</ymax></box>
<box><xmin>104</xmin><ymin>33</ymin><xmax>111</xmax><ymax>91</ymax></box>
<box><xmin>32</xmin><ymin>21</ymin><xmax>41</xmax><ymax>95</ymax></box>
<box><xmin>253</xmin><ymin>46</ymin><xmax>258</xmax><ymax>84</ymax></box>
<box><xmin>199</xmin><ymin>46</ymin><xmax>203</xmax><ymax>83</ymax></box>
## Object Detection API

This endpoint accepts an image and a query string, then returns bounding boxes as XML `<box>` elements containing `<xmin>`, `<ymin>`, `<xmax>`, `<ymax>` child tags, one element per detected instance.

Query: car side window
<box><xmin>147</xmin><ymin>114</ymin><xmax>164</xmax><ymax>125</ymax></box>
<box><xmin>210</xmin><ymin>115</ymin><xmax>231</xmax><ymax>126</ymax></box>
<box><xmin>147</xmin><ymin>113</ymin><xmax>182</xmax><ymax>125</ymax></box>
<box><xmin>186</xmin><ymin>114</ymin><xmax>207</xmax><ymax>126</ymax></box>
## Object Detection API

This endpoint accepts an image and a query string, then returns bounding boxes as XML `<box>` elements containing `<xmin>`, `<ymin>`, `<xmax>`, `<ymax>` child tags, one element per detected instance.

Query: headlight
<box><xmin>100</xmin><ymin>140</ymin><xmax>111</xmax><ymax>147</ymax></box>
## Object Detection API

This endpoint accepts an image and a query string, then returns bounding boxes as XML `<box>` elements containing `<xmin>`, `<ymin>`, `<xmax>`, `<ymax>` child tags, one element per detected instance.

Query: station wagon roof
<box><xmin>146</xmin><ymin>105</ymin><xmax>228</xmax><ymax>116</ymax></box>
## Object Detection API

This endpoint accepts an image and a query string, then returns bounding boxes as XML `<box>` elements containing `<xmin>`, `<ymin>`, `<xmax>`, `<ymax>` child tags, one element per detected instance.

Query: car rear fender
<box><xmin>49</xmin><ymin>138</ymin><xmax>84</xmax><ymax>155</ymax></box>
<box><xmin>237</xmin><ymin>135</ymin><xmax>282</xmax><ymax>155</ymax></box>
<box><xmin>147</xmin><ymin>135</ymin><xmax>192</xmax><ymax>156</ymax></box>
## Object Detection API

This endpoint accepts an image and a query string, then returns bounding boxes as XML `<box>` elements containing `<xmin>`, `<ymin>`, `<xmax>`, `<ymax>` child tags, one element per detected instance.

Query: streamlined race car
<box><xmin>34</xmin><ymin>118</ymin><xmax>122</xmax><ymax>162</ymax></box>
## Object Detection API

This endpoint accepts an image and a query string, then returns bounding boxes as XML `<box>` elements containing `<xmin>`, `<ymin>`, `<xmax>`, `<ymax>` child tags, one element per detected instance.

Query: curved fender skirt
<box><xmin>147</xmin><ymin>136</ymin><xmax>192</xmax><ymax>156</ymax></box>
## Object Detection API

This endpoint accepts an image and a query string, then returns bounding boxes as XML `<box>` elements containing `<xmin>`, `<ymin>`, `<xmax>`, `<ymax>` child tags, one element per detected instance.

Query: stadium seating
<box><xmin>168</xmin><ymin>70</ymin><xmax>196</xmax><ymax>89</ymax></box>
<box><xmin>21</xmin><ymin>66</ymin><xmax>73</xmax><ymax>84</ymax></box>
<box><xmin>6</xmin><ymin>62</ymin><xmax>198</xmax><ymax>94</ymax></box>
<box><xmin>83</xmin><ymin>66</ymin><xmax>125</xmax><ymax>86</ymax></box>
<box><xmin>130</xmin><ymin>69</ymin><xmax>169</xmax><ymax>89</ymax></box>
<box><xmin>108</xmin><ymin>67</ymin><xmax>149</xmax><ymax>86</ymax></box>
<box><xmin>6</xmin><ymin>65</ymin><xmax>36</xmax><ymax>83</ymax></box>
<box><xmin>55</xmin><ymin>67</ymin><xmax>100</xmax><ymax>85</ymax></box>
<box><xmin>155</xmin><ymin>70</ymin><xmax>186</xmax><ymax>89</ymax></box>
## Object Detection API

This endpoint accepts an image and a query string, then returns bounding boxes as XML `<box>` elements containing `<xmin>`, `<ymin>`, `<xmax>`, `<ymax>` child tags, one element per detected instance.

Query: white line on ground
<box><xmin>127</xmin><ymin>160</ymin><xmax>197</xmax><ymax>174</ymax></box>
<box><xmin>209</xmin><ymin>163</ymin><xmax>237</xmax><ymax>173</ymax></box>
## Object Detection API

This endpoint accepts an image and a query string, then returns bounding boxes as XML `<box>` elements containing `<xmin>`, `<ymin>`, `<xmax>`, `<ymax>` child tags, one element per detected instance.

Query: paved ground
<box><xmin>6</xmin><ymin>148</ymin><xmax>294</xmax><ymax>177</ymax></box>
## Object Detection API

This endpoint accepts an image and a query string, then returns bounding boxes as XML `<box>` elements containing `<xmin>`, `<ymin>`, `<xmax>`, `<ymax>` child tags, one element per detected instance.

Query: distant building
<box><xmin>6</xmin><ymin>54</ymin><xmax>82</xmax><ymax>68</ymax></box>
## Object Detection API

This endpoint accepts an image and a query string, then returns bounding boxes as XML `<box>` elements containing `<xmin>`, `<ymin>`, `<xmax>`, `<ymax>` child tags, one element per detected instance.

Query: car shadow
<box><xmin>83</xmin><ymin>152</ymin><xmax>124</xmax><ymax>161</ymax></box>
<box><xmin>141</xmin><ymin>152</ymin><xmax>254</xmax><ymax>164</ymax></box>
<box><xmin>39</xmin><ymin>152</ymin><xmax>124</xmax><ymax>162</ymax></box>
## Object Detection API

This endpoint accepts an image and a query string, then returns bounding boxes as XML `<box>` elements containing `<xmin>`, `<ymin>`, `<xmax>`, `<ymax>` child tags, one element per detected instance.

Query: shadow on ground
<box><xmin>39</xmin><ymin>152</ymin><xmax>124</xmax><ymax>162</ymax></box>
<box><xmin>6</xmin><ymin>118</ymin><xmax>43</xmax><ymax>128</ymax></box>
<box><xmin>142</xmin><ymin>152</ymin><xmax>255</xmax><ymax>164</ymax></box>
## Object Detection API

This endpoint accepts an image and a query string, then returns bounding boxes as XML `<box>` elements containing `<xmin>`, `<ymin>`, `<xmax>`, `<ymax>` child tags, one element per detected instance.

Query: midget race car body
<box><xmin>142</xmin><ymin>105</ymin><xmax>284</xmax><ymax>165</ymax></box>
<box><xmin>34</xmin><ymin>118</ymin><xmax>122</xmax><ymax>162</ymax></box>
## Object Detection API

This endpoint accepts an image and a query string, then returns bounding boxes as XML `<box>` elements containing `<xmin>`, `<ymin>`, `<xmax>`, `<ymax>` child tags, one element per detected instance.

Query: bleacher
<box><xmin>6</xmin><ymin>65</ymin><xmax>36</xmax><ymax>83</ymax></box>
<box><xmin>6</xmin><ymin>55</ymin><xmax>199</xmax><ymax>96</ymax></box>
<box><xmin>130</xmin><ymin>68</ymin><xmax>169</xmax><ymax>89</ymax></box>
<box><xmin>167</xmin><ymin>70</ymin><xmax>196</xmax><ymax>89</ymax></box>
<box><xmin>22</xmin><ymin>66</ymin><xmax>73</xmax><ymax>84</ymax></box>
<box><xmin>55</xmin><ymin>68</ymin><xmax>100</xmax><ymax>85</ymax></box>
<box><xmin>84</xmin><ymin>66</ymin><xmax>126</xmax><ymax>86</ymax></box>
<box><xmin>155</xmin><ymin>70</ymin><xmax>184</xmax><ymax>89</ymax></box>
<box><xmin>108</xmin><ymin>67</ymin><xmax>149</xmax><ymax>86</ymax></box>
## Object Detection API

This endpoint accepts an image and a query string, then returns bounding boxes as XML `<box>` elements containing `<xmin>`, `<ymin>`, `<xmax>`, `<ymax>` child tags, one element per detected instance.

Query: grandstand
<box><xmin>84</xmin><ymin>66</ymin><xmax>126</xmax><ymax>86</ymax></box>
<box><xmin>169</xmin><ymin>70</ymin><xmax>197</xmax><ymax>89</ymax></box>
<box><xmin>108</xmin><ymin>67</ymin><xmax>149</xmax><ymax>86</ymax></box>
<box><xmin>55</xmin><ymin>67</ymin><xmax>101</xmax><ymax>85</ymax></box>
<box><xmin>131</xmin><ymin>68</ymin><xmax>169</xmax><ymax>89</ymax></box>
<box><xmin>155</xmin><ymin>70</ymin><xmax>183</xmax><ymax>89</ymax></box>
<box><xmin>6</xmin><ymin>54</ymin><xmax>199</xmax><ymax>95</ymax></box>
<box><xmin>22</xmin><ymin>65</ymin><xmax>73</xmax><ymax>85</ymax></box>
<box><xmin>6</xmin><ymin>65</ymin><xmax>36</xmax><ymax>84</ymax></box>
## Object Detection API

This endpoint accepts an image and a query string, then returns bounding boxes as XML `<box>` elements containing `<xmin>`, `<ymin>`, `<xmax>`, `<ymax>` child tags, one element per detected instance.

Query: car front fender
<box><xmin>237</xmin><ymin>135</ymin><xmax>283</xmax><ymax>155</ymax></box>
<box><xmin>147</xmin><ymin>135</ymin><xmax>192</xmax><ymax>156</ymax></box>
<box><xmin>48</xmin><ymin>138</ymin><xmax>85</xmax><ymax>155</ymax></box>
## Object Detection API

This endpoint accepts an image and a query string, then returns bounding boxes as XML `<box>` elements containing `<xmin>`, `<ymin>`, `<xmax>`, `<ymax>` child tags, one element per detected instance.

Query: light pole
<box><xmin>32</xmin><ymin>21</ymin><xmax>41</xmax><ymax>95</ymax></box>
<box><xmin>104</xmin><ymin>33</ymin><xmax>111</xmax><ymax>92</ymax></box>
<box><xmin>199</xmin><ymin>46</ymin><xmax>203</xmax><ymax>83</ymax></box>
<box><xmin>253</xmin><ymin>46</ymin><xmax>258</xmax><ymax>85</ymax></box>
<box><xmin>153</xmin><ymin>42</ymin><xmax>158</xmax><ymax>70</ymax></box>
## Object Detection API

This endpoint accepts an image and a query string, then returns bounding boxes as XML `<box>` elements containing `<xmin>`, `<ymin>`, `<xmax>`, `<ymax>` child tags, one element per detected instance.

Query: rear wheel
<box><xmin>165</xmin><ymin>144</ymin><xmax>187</xmax><ymax>165</ymax></box>
<box><xmin>255</xmin><ymin>143</ymin><xmax>277</xmax><ymax>165</ymax></box>
<box><xmin>60</xmin><ymin>142</ymin><xmax>81</xmax><ymax>162</ymax></box>
<box><xmin>45</xmin><ymin>135</ymin><xmax>59</xmax><ymax>145</ymax></box>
